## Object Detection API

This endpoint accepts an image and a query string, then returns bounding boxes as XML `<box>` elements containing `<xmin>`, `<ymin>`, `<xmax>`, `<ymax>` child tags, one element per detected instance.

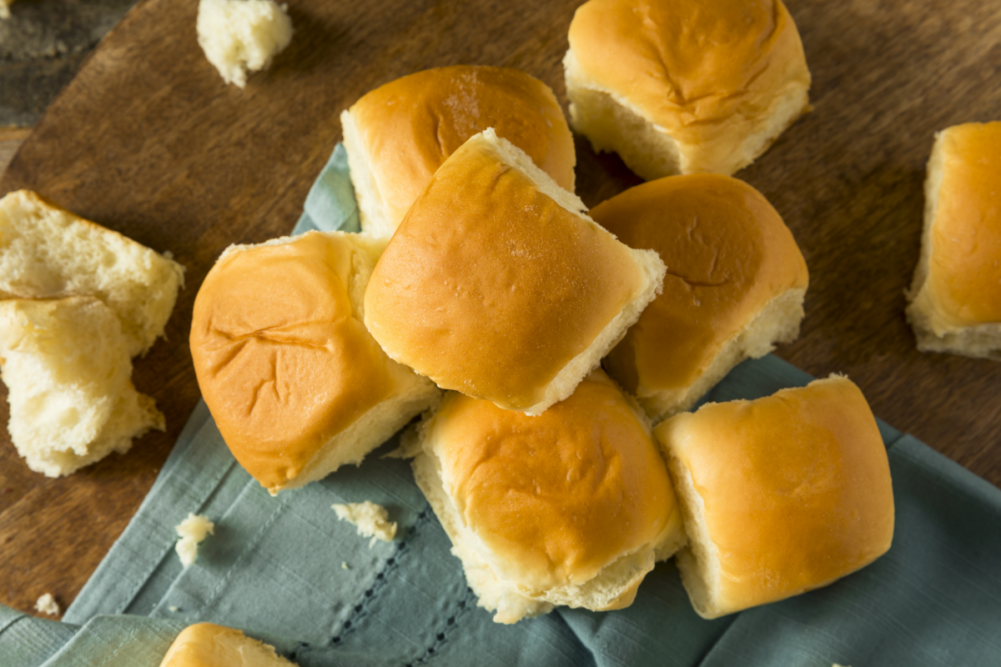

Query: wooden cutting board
<box><xmin>2</xmin><ymin>0</ymin><xmax>1000</xmax><ymax>618</ymax></box>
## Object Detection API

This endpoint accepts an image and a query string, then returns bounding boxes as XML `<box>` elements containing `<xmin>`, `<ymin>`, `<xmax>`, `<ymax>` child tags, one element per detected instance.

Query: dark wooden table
<box><xmin>1</xmin><ymin>0</ymin><xmax>1000</xmax><ymax>619</ymax></box>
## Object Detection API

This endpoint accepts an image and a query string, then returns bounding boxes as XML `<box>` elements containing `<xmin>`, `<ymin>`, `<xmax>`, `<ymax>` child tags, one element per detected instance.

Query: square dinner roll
<box><xmin>906</xmin><ymin>122</ymin><xmax>1001</xmax><ymax>359</ymax></box>
<box><xmin>341</xmin><ymin>65</ymin><xmax>576</xmax><ymax>240</ymax></box>
<box><xmin>364</xmin><ymin>128</ymin><xmax>665</xmax><ymax>415</ymax></box>
<box><xmin>596</xmin><ymin>174</ymin><xmax>808</xmax><ymax>422</ymax></box>
<box><xmin>190</xmin><ymin>231</ymin><xmax>440</xmax><ymax>495</ymax></box>
<box><xmin>410</xmin><ymin>370</ymin><xmax>686</xmax><ymax>624</ymax></box>
<box><xmin>0</xmin><ymin>296</ymin><xmax>164</xmax><ymax>477</ymax></box>
<box><xmin>654</xmin><ymin>375</ymin><xmax>894</xmax><ymax>619</ymax></box>
<box><xmin>564</xmin><ymin>0</ymin><xmax>810</xmax><ymax>179</ymax></box>
<box><xmin>159</xmin><ymin>623</ymin><xmax>296</xmax><ymax>667</ymax></box>
<box><xmin>0</xmin><ymin>190</ymin><xmax>185</xmax><ymax>358</ymax></box>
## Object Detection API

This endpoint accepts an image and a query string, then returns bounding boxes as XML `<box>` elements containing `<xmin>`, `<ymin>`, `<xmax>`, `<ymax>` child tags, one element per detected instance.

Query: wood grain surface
<box><xmin>1</xmin><ymin>0</ymin><xmax>1000</xmax><ymax>618</ymax></box>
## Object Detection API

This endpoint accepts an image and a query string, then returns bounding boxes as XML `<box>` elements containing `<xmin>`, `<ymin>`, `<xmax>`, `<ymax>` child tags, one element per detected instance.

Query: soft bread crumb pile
<box><xmin>34</xmin><ymin>593</ymin><xmax>59</xmax><ymax>616</ymax></box>
<box><xmin>197</xmin><ymin>0</ymin><xmax>293</xmax><ymax>88</ymax></box>
<box><xmin>175</xmin><ymin>513</ymin><xmax>215</xmax><ymax>567</ymax></box>
<box><xmin>332</xmin><ymin>501</ymin><xmax>397</xmax><ymax>547</ymax></box>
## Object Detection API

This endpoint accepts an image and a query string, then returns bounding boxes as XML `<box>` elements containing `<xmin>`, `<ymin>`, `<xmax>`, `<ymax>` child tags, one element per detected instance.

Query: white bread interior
<box><xmin>0</xmin><ymin>190</ymin><xmax>185</xmax><ymax>358</ymax></box>
<box><xmin>0</xmin><ymin>296</ymin><xmax>164</xmax><ymax>477</ymax></box>
<box><xmin>196</xmin><ymin>0</ymin><xmax>294</xmax><ymax>89</ymax></box>
<box><xmin>906</xmin><ymin>124</ymin><xmax>1001</xmax><ymax>359</ymax></box>
<box><xmin>159</xmin><ymin>623</ymin><xmax>297</xmax><ymax>667</ymax></box>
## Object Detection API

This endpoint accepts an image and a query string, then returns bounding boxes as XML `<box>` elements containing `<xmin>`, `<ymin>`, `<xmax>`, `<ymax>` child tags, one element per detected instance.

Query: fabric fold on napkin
<box><xmin>2</xmin><ymin>143</ymin><xmax>1001</xmax><ymax>667</ymax></box>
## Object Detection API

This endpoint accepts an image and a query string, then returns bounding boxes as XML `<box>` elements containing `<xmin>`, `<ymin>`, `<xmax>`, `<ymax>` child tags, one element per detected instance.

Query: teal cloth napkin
<box><xmin>3</xmin><ymin>144</ymin><xmax>1001</xmax><ymax>667</ymax></box>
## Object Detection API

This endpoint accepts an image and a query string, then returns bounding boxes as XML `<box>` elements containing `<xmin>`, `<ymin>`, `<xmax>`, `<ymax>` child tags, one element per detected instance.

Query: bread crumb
<box><xmin>169</xmin><ymin>605</ymin><xmax>180</xmax><ymax>612</ymax></box>
<box><xmin>332</xmin><ymin>501</ymin><xmax>397</xmax><ymax>547</ymax></box>
<box><xmin>35</xmin><ymin>593</ymin><xmax>59</xmax><ymax>616</ymax></box>
<box><xmin>175</xmin><ymin>513</ymin><xmax>215</xmax><ymax>567</ymax></box>
<box><xmin>197</xmin><ymin>0</ymin><xmax>293</xmax><ymax>88</ymax></box>
<box><xmin>342</xmin><ymin>562</ymin><xmax>349</xmax><ymax>570</ymax></box>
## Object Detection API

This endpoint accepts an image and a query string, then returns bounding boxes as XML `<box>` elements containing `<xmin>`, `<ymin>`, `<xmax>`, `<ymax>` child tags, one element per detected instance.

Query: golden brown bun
<box><xmin>907</xmin><ymin>122</ymin><xmax>1001</xmax><ymax>358</ymax></box>
<box><xmin>595</xmin><ymin>174</ymin><xmax>808</xmax><ymax>421</ymax></box>
<box><xmin>190</xmin><ymin>231</ymin><xmax>439</xmax><ymax>495</ymax></box>
<box><xmin>654</xmin><ymin>375</ymin><xmax>894</xmax><ymax>619</ymax></box>
<box><xmin>364</xmin><ymin>128</ymin><xmax>665</xmax><ymax>415</ymax></box>
<box><xmin>564</xmin><ymin>0</ymin><xmax>810</xmax><ymax>179</ymax></box>
<box><xmin>411</xmin><ymin>369</ymin><xmax>685</xmax><ymax>624</ymax></box>
<box><xmin>341</xmin><ymin>66</ymin><xmax>576</xmax><ymax>239</ymax></box>
<box><xmin>159</xmin><ymin>623</ymin><xmax>296</xmax><ymax>667</ymax></box>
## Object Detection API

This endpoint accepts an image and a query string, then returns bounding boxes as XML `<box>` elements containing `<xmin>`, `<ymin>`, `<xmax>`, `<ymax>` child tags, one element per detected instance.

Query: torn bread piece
<box><xmin>159</xmin><ymin>623</ymin><xmax>297</xmax><ymax>667</ymax></box>
<box><xmin>175</xmin><ymin>513</ymin><xmax>215</xmax><ymax>567</ymax></box>
<box><xmin>364</xmin><ymin>128</ymin><xmax>665</xmax><ymax>415</ymax></box>
<box><xmin>332</xmin><ymin>501</ymin><xmax>397</xmax><ymax>547</ymax></box>
<box><xmin>0</xmin><ymin>297</ymin><xmax>164</xmax><ymax>477</ymax></box>
<box><xmin>411</xmin><ymin>370</ymin><xmax>685</xmax><ymax>624</ymax></box>
<box><xmin>34</xmin><ymin>594</ymin><xmax>60</xmax><ymax>616</ymax></box>
<box><xmin>197</xmin><ymin>0</ymin><xmax>293</xmax><ymax>88</ymax></box>
<box><xmin>0</xmin><ymin>190</ymin><xmax>185</xmax><ymax>358</ymax></box>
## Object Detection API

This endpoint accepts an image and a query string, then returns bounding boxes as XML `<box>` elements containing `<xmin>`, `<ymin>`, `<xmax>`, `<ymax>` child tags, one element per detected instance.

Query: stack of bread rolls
<box><xmin>190</xmin><ymin>0</ymin><xmax>896</xmax><ymax>626</ymax></box>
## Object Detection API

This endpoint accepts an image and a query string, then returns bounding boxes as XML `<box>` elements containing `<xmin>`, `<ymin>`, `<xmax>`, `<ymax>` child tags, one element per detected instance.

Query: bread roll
<box><xmin>159</xmin><ymin>623</ymin><xmax>296</xmax><ymax>667</ymax></box>
<box><xmin>596</xmin><ymin>174</ymin><xmax>808</xmax><ymax>421</ymax></box>
<box><xmin>341</xmin><ymin>66</ymin><xmax>576</xmax><ymax>240</ymax></box>
<box><xmin>654</xmin><ymin>375</ymin><xmax>894</xmax><ymax>619</ymax></box>
<box><xmin>411</xmin><ymin>369</ymin><xmax>685</xmax><ymax>624</ymax></box>
<box><xmin>190</xmin><ymin>231</ymin><xmax>439</xmax><ymax>495</ymax></box>
<box><xmin>364</xmin><ymin>128</ymin><xmax>665</xmax><ymax>415</ymax></box>
<box><xmin>0</xmin><ymin>190</ymin><xmax>185</xmax><ymax>357</ymax></box>
<box><xmin>564</xmin><ymin>0</ymin><xmax>810</xmax><ymax>179</ymax></box>
<box><xmin>906</xmin><ymin>122</ymin><xmax>1001</xmax><ymax>358</ymax></box>
<box><xmin>0</xmin><ymin>296</ymin><xmax>164</xmax><ymax>477</ymax></box>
